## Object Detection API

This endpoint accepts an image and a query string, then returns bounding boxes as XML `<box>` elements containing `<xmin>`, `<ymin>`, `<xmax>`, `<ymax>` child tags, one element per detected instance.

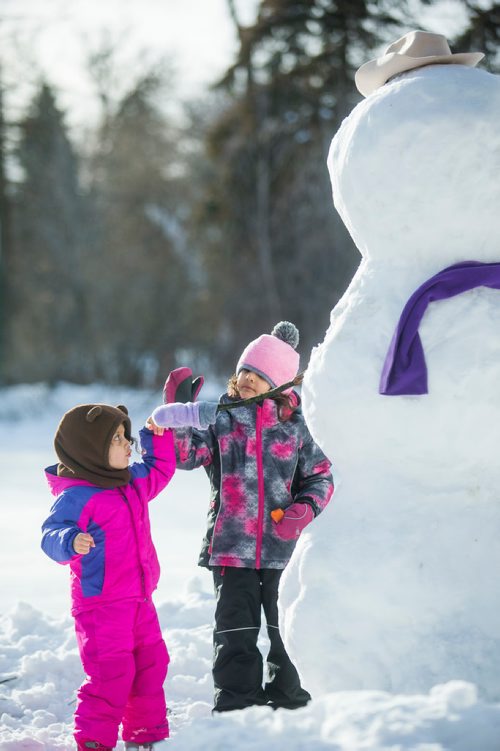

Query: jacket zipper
<box><xmin>255</xmin><ymin>403</ymin><xmax>265</xmax><ymax>569</ymax></box>
<box><xmin>208</xmin><ymin>445</ymin><xmax>225</xmax><ymax>558</ymax></box>
<box><xmin>119</xmin><ymin>488</ymin><xmax>147</xmax><ymax>600</ymax></box>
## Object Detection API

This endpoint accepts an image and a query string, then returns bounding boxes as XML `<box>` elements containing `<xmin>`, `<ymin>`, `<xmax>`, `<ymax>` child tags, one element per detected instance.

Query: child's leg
<box><xmin>212</xmin><ymin>566</ymin><xmax>267</xmax><ymax>711</ymax></box>
<box><xmin>121</xmin><ymin>600</ymin><xmax>169</xmax><ymax>744</ymax></box>
<box><xmin>74</xmin><ymin>601</ymin><xmax>139</xmax><ymax>748</ymax></box>
<box><xmin>261</xmin><ymin>569</ymin><xmax>312</xmax><ymax>708</ymax></box>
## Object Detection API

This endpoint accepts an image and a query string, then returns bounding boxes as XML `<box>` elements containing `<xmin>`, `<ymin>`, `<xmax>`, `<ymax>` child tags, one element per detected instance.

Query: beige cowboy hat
<box><xmin>355</xmin><ymin>30</ymin><xmax>484</xmax><ymax>97</ymax></box>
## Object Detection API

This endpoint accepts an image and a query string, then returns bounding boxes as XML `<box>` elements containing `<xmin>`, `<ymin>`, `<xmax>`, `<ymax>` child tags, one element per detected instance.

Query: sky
<box><xmin>0</xmin><ymin>0</ymin><xmax>474</xmax><ymax>138</ymax></box>
<box><xmin>0</xmin><ymin>0</ymin><xmax>259</xmax><ymax>133</ymax></box>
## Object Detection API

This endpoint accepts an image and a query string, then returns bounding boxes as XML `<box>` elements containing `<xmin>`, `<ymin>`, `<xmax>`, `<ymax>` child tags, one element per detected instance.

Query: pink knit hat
<box><xmin>237</xmin><ymin>321</ymin><xmax>300</xmax><ymax>389</ymax></box>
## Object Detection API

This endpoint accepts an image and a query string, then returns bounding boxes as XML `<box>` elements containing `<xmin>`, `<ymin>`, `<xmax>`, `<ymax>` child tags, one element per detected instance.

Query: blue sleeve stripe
<box><xmin>41</xmin><ymin>485</ymin><xmax>104</xmax><ymax>562</ymax></box>
<box><xmin>53</xmin><ymin>485</ymin><xmax>103</xmax><ymax>518</ymax></box>
<box><xmin>81</xmin><ymin>521</ymin><xmax>106</xmax><ymax>596</ymax></box>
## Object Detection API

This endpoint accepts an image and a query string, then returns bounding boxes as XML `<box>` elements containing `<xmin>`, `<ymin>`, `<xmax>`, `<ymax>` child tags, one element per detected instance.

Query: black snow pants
<box><xmin>211</xmin><ymin>566</ymin><xmax>311</xmax><ymax>712</ymax></box>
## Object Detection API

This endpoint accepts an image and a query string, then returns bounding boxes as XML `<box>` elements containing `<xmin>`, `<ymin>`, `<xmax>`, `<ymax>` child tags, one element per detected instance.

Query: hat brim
<box><xmin>355</xmin><ymin>51</ymin><xmax>485</xmax><ymax>97</ymax></box>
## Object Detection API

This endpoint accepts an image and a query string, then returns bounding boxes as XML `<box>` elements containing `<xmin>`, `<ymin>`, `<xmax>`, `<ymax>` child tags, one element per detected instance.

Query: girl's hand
<box><xmin>272</xmin><ymin>503</ymin><xmax>315</xmax><ymax>541</ymax></box>
<box><xmin>73</xmin><ymin>533</ymin><xmax>95</xmax><ymax>555</ymax></box>
<box><xmin>145</xmin><ymin>416</ymin><xmax>165</xmax><ymax>435</ymax></box>
<box><xmin>163</xmin><ymin>366</ymin><xmax>204</xmax><ymax>404</ymax></box>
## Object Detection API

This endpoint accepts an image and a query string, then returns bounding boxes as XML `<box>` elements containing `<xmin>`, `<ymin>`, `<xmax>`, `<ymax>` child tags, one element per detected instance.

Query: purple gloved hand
<box><xmin>152</xmin><ymin>401</ymin><xmax>218</xmax><ymax>430</ymax></box>
<box><xmin>273</xmin><ymin>502</ymin><xmax>315</xmax><ymax>541</ymax></box>
<box><xmin>163</xmin><ymin>367</ymin><xmax>204</xmax><ymax>404</ymax></box>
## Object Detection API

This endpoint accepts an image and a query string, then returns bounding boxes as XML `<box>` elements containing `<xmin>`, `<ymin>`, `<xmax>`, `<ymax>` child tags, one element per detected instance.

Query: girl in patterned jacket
<box><xmin>152</xmin><ymin>321</ymin><xmax>334</xmax><ymax>713</ymax></box>
<box><xmin>41</xmin><ymin>401</ymin><xmax>215</xmax><ymax>751</ymax></box>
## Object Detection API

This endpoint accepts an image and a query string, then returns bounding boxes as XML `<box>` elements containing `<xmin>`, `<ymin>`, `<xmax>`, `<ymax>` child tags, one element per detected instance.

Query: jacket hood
<box><xmin>45</xmin><ymin>464</ymin><xmax>95</xmax><ymax>497</ymax></box>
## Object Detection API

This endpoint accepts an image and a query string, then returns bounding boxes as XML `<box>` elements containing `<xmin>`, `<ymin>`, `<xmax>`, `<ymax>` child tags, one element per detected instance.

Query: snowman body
<box><xmin>280</xmin><ymin>64</ymin><xmax>500</xmax><ymax>698</ymax></box>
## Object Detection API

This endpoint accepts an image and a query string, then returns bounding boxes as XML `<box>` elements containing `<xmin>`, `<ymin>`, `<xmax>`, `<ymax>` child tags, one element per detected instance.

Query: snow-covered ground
<box><xmin>2</xmin><ymin>383</ymin><xmax>500</xmax><ymax>751</ymax></box>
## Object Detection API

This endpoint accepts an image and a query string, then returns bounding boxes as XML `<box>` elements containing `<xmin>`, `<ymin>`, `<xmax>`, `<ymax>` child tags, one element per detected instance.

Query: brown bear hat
<box><xmin>55</xmin><ymin>403</ymin><xmax>132</xmax><ymax>488</ymax></box>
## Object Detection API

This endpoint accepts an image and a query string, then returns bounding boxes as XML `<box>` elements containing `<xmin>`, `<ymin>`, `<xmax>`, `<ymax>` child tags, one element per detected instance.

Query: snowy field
<box><xmin>2</xmin><ymin>383</ymin><xmax>500</xmax><ymax>750</ymax></box>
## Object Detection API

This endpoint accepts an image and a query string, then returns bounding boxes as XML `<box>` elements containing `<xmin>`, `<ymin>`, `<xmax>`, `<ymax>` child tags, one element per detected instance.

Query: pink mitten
<box><xmin>272</xmin><ymin>502</ymin><xmax>314</xmax><ymax>541</ymax></box>
<box><xmin>163</xmin><ymin>367</ymin><xmax>204</xmax><ymax>404</ymax></box>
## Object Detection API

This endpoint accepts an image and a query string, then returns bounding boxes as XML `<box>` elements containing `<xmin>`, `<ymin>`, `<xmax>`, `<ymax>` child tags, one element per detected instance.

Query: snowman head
<box><xmin>328</xmin><ymin>60</ymin><xmax>500</xmax><ymax>269</ymax></box>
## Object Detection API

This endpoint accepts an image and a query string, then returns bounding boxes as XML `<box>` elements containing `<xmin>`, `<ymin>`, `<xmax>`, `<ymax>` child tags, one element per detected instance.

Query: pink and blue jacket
<box><xmin>174</xmin><ymin>394</ymin><xmax>334</xmax><ymax>570</ymax></box>
<box><xmin>42</xmin><ymin>429</ymin><xmax>176</xmax><ymax>615</ymax></box>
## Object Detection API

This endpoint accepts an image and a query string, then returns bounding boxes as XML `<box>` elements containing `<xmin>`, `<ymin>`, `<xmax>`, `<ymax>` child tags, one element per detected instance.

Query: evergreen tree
<box><xmin>454</xmin><ymin>2</ymin><xmax>500</xmax><ymax>72</ymax></box>
<box><xmin>0</xmin><ymin>73</ymin><xmax>9</xmax><ymax>383</ymax></box>
<box><xmin>6</xmin><ymin>83</ymin><xmax>89</xmax><ymax>383</ymax></box>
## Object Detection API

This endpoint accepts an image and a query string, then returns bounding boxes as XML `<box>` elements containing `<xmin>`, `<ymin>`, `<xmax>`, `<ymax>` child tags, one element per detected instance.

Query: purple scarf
<box><xmin>380</xmin><ymin>261</ymin><xmax>500</xmax><ymax>396</ymax></box>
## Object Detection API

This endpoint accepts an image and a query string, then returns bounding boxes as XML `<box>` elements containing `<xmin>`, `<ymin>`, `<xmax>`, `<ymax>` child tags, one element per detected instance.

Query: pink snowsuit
<box><xmin>42</xmin><ymin>428</ymin><xmax>176</xmax><ymax>748</ymax></box>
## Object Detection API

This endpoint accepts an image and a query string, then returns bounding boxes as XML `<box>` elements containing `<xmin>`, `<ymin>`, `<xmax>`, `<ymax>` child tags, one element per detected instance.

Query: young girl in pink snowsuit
<box><xmin>152</xmin><ymin>322</ymin><xmax>334</xmax><ymax>713</ymax></box>
<box><xmin>42</xmin><ymin>400</ymin><xmax>215</xmax><ymax>751</ymax></box>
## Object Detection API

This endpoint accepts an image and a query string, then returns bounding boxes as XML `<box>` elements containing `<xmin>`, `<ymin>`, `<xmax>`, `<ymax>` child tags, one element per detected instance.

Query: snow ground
<box><xmin>1</xmin><ymin>383</ymin><xmax>500</xmax><ymax>751</ymax></box>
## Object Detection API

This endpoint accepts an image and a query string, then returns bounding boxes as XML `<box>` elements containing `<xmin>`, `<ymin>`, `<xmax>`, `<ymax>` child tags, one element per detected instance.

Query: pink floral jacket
<box><xmin>174</xmin><ymin>394</ymin><xmax>334</xmax><ymax>569</ymax></box>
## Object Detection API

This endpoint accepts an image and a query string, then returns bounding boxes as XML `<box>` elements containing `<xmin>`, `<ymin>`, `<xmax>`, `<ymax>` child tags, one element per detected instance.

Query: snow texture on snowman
<box><xmin>279</xmin><ymin>31</ymin><xmax>500</xmax><ymax>699</ymax></box>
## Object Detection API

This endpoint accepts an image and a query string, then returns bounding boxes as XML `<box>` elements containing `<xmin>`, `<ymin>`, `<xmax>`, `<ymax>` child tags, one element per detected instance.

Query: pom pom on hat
<box><xmin>237</xmin><ymin>321</ymin><xmax>300</xmax><ymax>390</ymax></box>
<box><xmin>271</xmin><ymin>321</ymin><xmax>299</xmax><ymax>350</ymax></box>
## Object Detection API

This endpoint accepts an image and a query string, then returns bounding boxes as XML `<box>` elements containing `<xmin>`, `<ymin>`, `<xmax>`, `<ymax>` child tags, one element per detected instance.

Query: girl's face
<box><xmin>108</xmin><ymin>423</ymin><xmax>132</xmax><ymax>469</ymax></box>
<box><xmin>237</xmin><ymin>368</ymin><xmax>271</xmax><ymax>398</ymax></box>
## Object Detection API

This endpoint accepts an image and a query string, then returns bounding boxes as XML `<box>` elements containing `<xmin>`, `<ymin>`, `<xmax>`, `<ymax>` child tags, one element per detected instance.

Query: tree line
<box><xmin>1</xmin><ymin>0</ymin><xmax>498</xmax><ymax>387</ymax></box>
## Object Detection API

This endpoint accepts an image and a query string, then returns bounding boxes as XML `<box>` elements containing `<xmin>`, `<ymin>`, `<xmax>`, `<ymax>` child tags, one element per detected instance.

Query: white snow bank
<box><xmin>2</xmin><ymin>382</ymin><xmax>500</xmax><ymax>750</ymax></box>
<box><xmin>3</xmin><ymin>600</ymin><xmax>500</xmax><ymax>750</ymax></box>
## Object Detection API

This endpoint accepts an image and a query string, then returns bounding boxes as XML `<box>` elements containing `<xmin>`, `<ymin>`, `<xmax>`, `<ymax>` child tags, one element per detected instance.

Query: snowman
<box><xmin>279</xmin><ymin>31</ymin><xmax>500</xmax><ymax>699</ymax></box>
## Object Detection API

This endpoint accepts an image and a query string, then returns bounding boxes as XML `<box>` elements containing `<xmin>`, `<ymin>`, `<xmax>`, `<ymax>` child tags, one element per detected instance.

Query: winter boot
<box><xmin>76</xmin><ymin>742</ymin><xmax>114</xmax><ymax>751</ymax></box>
<box><xmin>124</xmin><ymin>744</ymin><xmax>155</xmax><ymax>750</ymax></box>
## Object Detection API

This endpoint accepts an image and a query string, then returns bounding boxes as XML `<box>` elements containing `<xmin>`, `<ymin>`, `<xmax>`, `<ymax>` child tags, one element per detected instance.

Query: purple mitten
<box><xmin>273</xmin><ymin>502</ymin><xmax>314</xmax><ymax>541</ymax></box>
<box><xmin>163</xmin><ymin>367</ymin><xmax>205</xmax><ymax>404</ymax></box>
<box><xmin>152</xmin><ymin>401</ymin><xmax>218</xmax><ymax>430</ymax></box>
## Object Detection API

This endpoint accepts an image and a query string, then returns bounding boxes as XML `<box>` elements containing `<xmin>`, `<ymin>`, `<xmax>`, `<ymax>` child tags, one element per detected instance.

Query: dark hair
<box><xmin>227</xmin><ymin>374</ymin><xmax>298</xmax><ymax>422</ymax></box>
